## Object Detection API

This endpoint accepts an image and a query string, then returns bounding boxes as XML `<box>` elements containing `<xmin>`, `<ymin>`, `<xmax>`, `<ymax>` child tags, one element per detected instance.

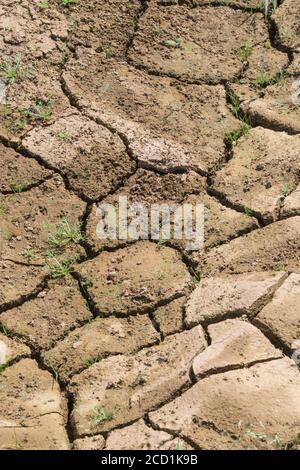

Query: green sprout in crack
<box><xmin>255</xmin><ymin>70</ymin><xmax>287</xmax><ymax>88</ymax></box>
<box><xmin>50</xmin><ymin>366</ymin><xmax>59</xmax><ymax>382</ymax></box>
<box><xmin>25</xmin><ymin>101</ymin><xmax>53</xmax><ymax>122</ymax></box>
<box><xmin>47</xmin><ymin>218</ymin><xmax>84</xmax><ymax>248</ymax></box>
<box><xmin>130</xmin><ymin>15</ymin><xmax>138</xmax><ymax>35</ymax></box>
<box><xmin>226</xmin><ymin>90</ymin><xmax>242</xmax><ymax>119</ymax></box>
<box><xmin>12</xmin><ymin>180</ymin><xmax>29</xmax><ymax>193</ymax></box>
<box><xmin>190</xmin><ymin>268</ymin><xmax>201</xmax><ymax>285</ymax></box>
<box><xmin>84</xmin><ymin>354</ymin><xmax>103</xmax><ymax>369</ymax></box>
<box><xmin>1</xmin><ymin>321</ymin><xmax>15</xmax><ymax>339</ymax></box>
<box><xmin>282</xmin><ymin>182</ymin><xmax>292</xmax><ymax>197</ymax></box>
<box><xmin>0</xmin><ymin>363</ymin><xmax>8</xmax><ymax>374</ymax></box>
<box><xmin>0</xmin><ymin>55</ymin><xmax>26</xmax><ymax>84</ymax></box>
<box><xmin>263</xmin><ymin>1</ymin><xmax>278</xmax><ymax>18</ymax></box>
<box><xmin>244</xmin><ymin>206</ymin><xmax>253</xmax><ymax>217</ymax></box>
<box><xmin>175</xmin><ymin>440</ymin><xmax>188</xmax><ymax>450</ymax></box>
<box><xmin>225</xmin><ymin>122</ymin><xmax>251</xmax><ymax>146</ymax></box>
<box><xmin>45</xmin><ymin>255</ymin><xmax>78</xmax><ymax>279</ymax></box>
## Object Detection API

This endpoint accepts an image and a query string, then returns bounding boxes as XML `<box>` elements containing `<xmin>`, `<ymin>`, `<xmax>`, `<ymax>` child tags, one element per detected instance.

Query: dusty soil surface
<box><xmin>0</xmin><ymin>0</ymin><xmax>299</xmax><ymax>451</ymax></box>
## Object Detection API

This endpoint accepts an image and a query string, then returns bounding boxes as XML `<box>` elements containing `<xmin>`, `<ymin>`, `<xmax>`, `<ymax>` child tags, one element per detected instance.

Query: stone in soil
<box><xmin>0</xmin><ymin>260</ymin><xmax>45</xmax><ymax>310</ymax></box>
<box><xmin>69</xmin><ymin>326</ymin><xmax>207</xmax><ymax>436</ymax></box>
<box><xmin>0</xmin><ymin>176</ymin><xmax>85</xmax><ymax>264</ymax></box>
<box><xmin>63</xmin><ymin>50</ymin><xmax>240</xmax><ymax>173</ymax></box>
<box><xmin>185</xmin><ymin>271</ymin><xmax>287</xmax><ymax>326</ymax></box>
<box><xmin>75</xmin><ymin>242</ymin><xmax>192</xmax><ymax>316</ymax></box>
<box><xmin>149</xmin><ymin>358</ymin><xmax>300</xmax><ymax>450</ymax></box>
<box><xmin>43</xmin><ymin>315</ymin><xmax>160</xmax><ymax>382</ymax></box>
<box><xmin>273</xmin><ymin>0</ymin><xmax>300</xmax><ymax>51</ymax></box>
<box><xmin>22</xmin><ymin>113</ymin><xmax>136</xmax><ymax>201</ymax></box>
<box><xmin>1</xmin><ymin>278</ymin><xmax>92</xmax><ymax>350</ymax></box>
<box><xmin>212</xmin><ymin>128</ymin><xmax>300</xmax><ymax>223</ymax></box>
<box><xmin>255</xmin><ymin>273</ymin><xmax>300</xmax><ymax>350</ymax></box>
<box><xmin>129</xmin><ymin>6</ymin><xmax>269</xmax><ymax>82</ymax></box>
<box><xmin>0</xmin><ymin>332</ymin><xmax>30</xmax><ymax>366</ymax></box>
<box><xmin>282</xmin><ymin>184</ymin><xmax>300</xmax><ymax>217</ymax></box>
<box><xmin>0</xmin><ymin>144</ymin><xmax>52</xmax><ymax>193</ymax></box>
<box><xmin>0</xmin><ymin>359</ymin><xmax>69</xmax><ymax>450</ymax></box>
<box><xmin>192</xmin><ymin>319</ymin><xmax>282</xmax><ymax>379</ymax></box>
<box><xmin>200</xmin><ymin>217</ymin><xmax>300</xmax><ymax>276</ymax></box>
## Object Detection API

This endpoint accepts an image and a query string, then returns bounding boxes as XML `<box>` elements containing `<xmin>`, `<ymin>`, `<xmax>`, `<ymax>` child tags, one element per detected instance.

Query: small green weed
<box><xmin>45</xmin><ymin>255</ymin><xmax>77</xmax><ymax>279</ymax></box>
<box><xmin>0</xmin><ymin>55</ymin><xmax>26</xmax><ymax>84</ymax></box>
<box><xmin>92</xmin><ymin>406</ymin><xmax>114</xmax><ymax>425</ymax></box>
<box><xmin>47</xmin><ymin>218</ymin><xmax>84</xmax><ymax>248</ymax></box>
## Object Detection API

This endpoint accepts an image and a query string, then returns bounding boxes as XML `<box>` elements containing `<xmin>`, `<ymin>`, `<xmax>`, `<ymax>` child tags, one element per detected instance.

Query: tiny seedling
<box><xmin>61</xmin><ymin>0</ymin><xmax>77</xmax><ymax>6</ymax></box>
<box><xmin>12</xmin><ymin>180</ymin><xmax>29</xmax><ymax>193</ymax></box>
<box><xmin>47</xmin><ymin>218</ymin><xmax>84</xmax><ymax>248</ymax></box>
<box><xmin>0</xmin><ymin>363</ymin><xmax>8</xmax><ymax>373</ymax></box>
<box><xmin>45</xmin><ymin>255</ymin><xmax>77</xmax><ymax>279</ymax></box>
<box><xmin>25</xmin><ymin>101</ymin><xmax>53</xmax><ymax>122</ymax></box>
<box><xmin>50</xmin><ymin>366</ymin><xmax>59</xmax><ymax>382</ymax></box>
<box><xmin>21</xmin><ymin>248</ymin><xmax>37</xmax><ymax>260</ymax></box>
<box><xmin>92</xmin><ymin>406</ymin><xmax>114</xmax><ymax>425</ymax></box>
<box><xmin>175</xmin><ymin>440</ymin><xmax>188</xmax><ymax>450</ymax></box>
<box><xmin>282</xmin><ymin>183</ymin><xmax>291</xmax><ymax>197</ymax></box>
<box><xmin>58</xmin><ymin>129</ymin><xmax>71</xmax><ymax>142</ymax></box>
<box><xmin>255</xmin><ymin>70</ymin><xmax>286</xmax><ymax>88</ymax></box>
<box><xmin>11</xmin><ymin>118</ymin><xmax>26</xmax><ymax>132</ymax></box>
<box><xmin>244</xmin><ymin>206</ymin><xmax>253</xmax><ymax>217</ymax></box>
<box><xmin>130</xmin><ymin>15</ymin><xmax>137</xmax><ymax>34</ymax></box>
<box><xmin>153</xmin><ymin>24</ymin><xmax>162</xmax><ymax>35</ymax></box>
<box><xmin>164</xmin><ymin>37</ymin><xmax>182</xmax><ymax>49</ymax></box>
<box><xmin>0</xmin><ymin>55</ymin><xmax>26</xmax><ymax>84</ymax></box>
<box><xmin>190</xmin><ymin>268</ymin><xmax>201</xmax><ymax>285</ymax></box>
<box><xmin>84</xmin><ymin>355</ymin><xmax>102</xmax><ymax>369</ymax></box>
<box><xmin>237</xmin><ymin>44</ymin><xmax>252</xmax><ymax>62</ymax></box>
<box><xmin>1</xmin><ymin>322</ymin><xmax>14</xmax><ymax>338</ymax></box>
<box><xmin>226</xmin><ymin>90</ymin><xmax>241</xmax><ymax>118</ymax></box>
<box><xmin>225</xmin><ymin>122</ymin><xmax>251</xmax><ymax>146</ymax></box>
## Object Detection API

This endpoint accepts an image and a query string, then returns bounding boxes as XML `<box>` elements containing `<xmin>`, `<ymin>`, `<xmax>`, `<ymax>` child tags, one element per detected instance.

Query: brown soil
<box><xmin>0</xmin><ymin>0</ymin><xmax>299</xmax><ymax>451</ymax></box>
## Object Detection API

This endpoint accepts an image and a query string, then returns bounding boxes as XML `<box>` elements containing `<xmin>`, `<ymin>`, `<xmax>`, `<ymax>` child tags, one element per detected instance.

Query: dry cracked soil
<box><xmin>0</xmin><ymin>0</ymin><xmax>299</xmax><ymax>451</ymax></box>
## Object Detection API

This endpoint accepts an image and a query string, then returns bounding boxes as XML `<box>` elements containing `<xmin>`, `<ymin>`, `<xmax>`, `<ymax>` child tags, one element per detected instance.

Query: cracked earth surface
<box><xmin>0</xmin><ymin>0</ymin><xmax>299</xmax><ymax>451</ymax></box>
